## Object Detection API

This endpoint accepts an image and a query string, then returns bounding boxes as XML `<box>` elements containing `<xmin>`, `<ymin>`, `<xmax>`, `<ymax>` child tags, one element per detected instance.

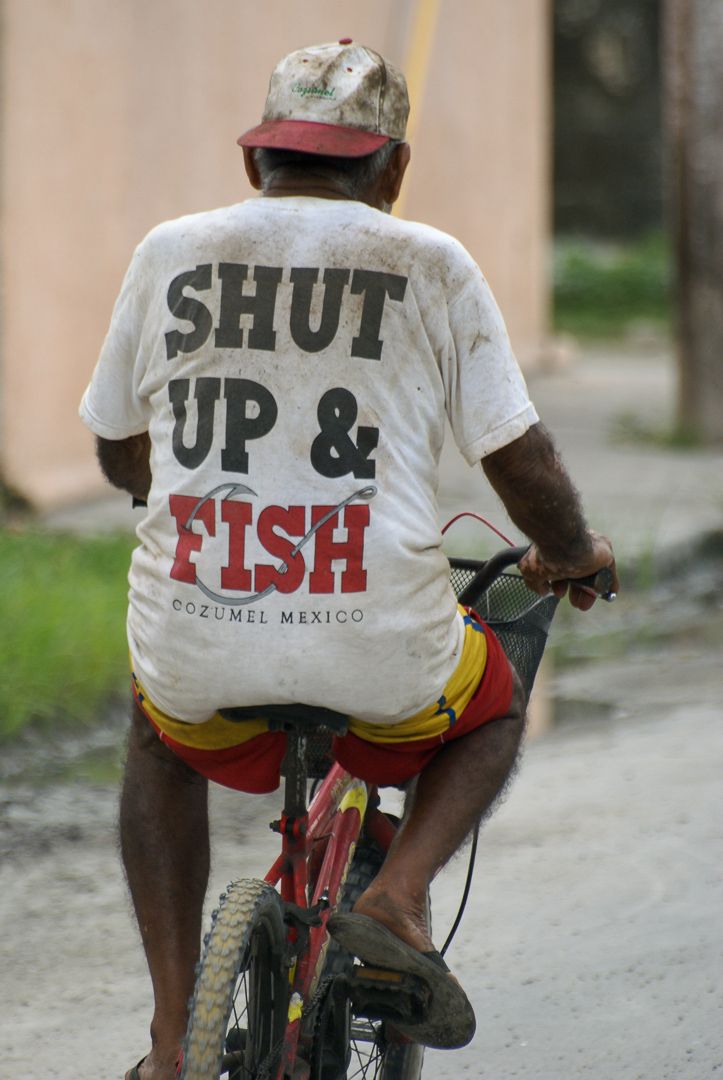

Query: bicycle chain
<box><xmin>307</xmin><ymin>976</ymin><xmax>339</xmax><ymax>1079</ymax></box>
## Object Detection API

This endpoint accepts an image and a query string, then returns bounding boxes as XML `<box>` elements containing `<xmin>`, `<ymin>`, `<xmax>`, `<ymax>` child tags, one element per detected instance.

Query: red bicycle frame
<box><xmin>263</xmin><ymin>758</ymin><xmax>397</xmax><ymax>1079</ymax></box>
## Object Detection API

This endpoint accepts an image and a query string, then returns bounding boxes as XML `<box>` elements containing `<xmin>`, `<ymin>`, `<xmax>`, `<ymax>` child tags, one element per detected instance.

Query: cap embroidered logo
<box><xmin>291</xmin><ymin>83</ymin><xmax>336</xmax><ymax>99</ymax></box>
<box><xmin>238</xmin><ymin>40</ymin><xmax>409</xmax><ymax>158</ymax></box>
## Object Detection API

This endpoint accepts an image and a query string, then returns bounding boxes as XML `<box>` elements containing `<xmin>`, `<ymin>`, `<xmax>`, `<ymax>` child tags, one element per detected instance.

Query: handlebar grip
<box><xmin>571</xmin><ymin>566</ymin><xmax>616</xmax><ymax>601</ymax></box>
<box><xmin>456</xmin><ymin>546</ymin><xmax>616</xmax><ymax>606</ymax></box>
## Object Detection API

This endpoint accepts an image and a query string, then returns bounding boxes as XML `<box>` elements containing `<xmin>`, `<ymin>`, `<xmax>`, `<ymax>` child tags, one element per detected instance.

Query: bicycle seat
<box><xmin>219</xmin><ymin>702</ymin><xmax>349</xmax><ymax>735</ymax></box>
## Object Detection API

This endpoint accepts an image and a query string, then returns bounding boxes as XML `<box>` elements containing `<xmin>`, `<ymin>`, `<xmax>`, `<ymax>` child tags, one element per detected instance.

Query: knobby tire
<box><xmin>180</xmin><ymin>878</ymin><xmax>289</xmax><ymax>1080</ymax></box>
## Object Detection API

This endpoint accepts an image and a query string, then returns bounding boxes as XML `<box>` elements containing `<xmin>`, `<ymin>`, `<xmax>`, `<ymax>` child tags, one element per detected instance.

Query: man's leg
<box><xmin>353</xmin><ymin>674</ymin><xmax>526</xmax><ymax>952</ymax></box>
<box><xmin>121</xmin><ymin>702</ymin><xmax>210</xmax><ymax>1080</ymax></box>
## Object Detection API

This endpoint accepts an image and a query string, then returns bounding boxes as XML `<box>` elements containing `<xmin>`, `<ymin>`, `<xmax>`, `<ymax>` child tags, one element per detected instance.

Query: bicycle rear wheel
<box><xmin>181</xmin><ymin>878</ymin><xmax>289</xmax><ymax>1080</ymax></box>
<box><xmin>312</xmin><ymin>839</ymin><xmax>425</xmax><ymax>1080</ymax></box>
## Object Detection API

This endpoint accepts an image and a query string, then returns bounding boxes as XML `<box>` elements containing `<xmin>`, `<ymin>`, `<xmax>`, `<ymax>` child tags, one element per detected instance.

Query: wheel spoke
<box><xmin>347</xmin><ymin>1030</ymin><xmax>384</xmax><ymax>1078</ymax></box>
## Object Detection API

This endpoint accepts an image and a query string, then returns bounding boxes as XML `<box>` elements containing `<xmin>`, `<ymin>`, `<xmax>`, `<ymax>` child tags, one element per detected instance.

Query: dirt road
<box><xmin>1</xmin><ymin>573</ymin><xmax>722</xmax><ymax>1079</ymax></box>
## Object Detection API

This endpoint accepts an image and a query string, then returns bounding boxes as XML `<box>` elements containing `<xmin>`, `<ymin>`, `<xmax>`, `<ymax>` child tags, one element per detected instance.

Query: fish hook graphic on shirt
<box><xmin>169</xmin><ymin>482</ymin><xmax>377</xmax><ymax>606</ymax></box>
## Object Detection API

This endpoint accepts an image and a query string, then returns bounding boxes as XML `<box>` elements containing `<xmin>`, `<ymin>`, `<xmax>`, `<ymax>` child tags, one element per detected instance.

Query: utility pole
<box><xmin>663</xmin><ymin>0</ymin><xmax>723</xmax><ymax>443</ymax></box>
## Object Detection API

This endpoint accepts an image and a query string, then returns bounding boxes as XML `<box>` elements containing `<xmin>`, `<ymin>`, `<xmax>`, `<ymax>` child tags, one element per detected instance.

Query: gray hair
<box><xmin>253</xmin><ymin>140</ymin><xmax>399</xmax><ymax>200</ymax></box>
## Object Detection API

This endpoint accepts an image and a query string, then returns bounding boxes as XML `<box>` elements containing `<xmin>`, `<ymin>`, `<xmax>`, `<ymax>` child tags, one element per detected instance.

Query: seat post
<box><xmin>282</xmin><ymin>730</ymin><xmax>309</xmax><ymax>819</ymax></box>
<box><xmin>275</xmin><ymin>729</ymin><xmax>311</xmax><ymax>907</ymax></box>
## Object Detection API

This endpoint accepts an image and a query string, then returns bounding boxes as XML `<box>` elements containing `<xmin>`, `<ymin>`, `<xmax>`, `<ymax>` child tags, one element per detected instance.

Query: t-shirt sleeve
<box><xmin>443</xmin><ymin>257</ymin><xmax>539</xmax><ymax>465</ymax></box>
<box><xmin>79</xmin><ymin>240</ymin><xmax>152</xmax><ymax>439</ymax></box>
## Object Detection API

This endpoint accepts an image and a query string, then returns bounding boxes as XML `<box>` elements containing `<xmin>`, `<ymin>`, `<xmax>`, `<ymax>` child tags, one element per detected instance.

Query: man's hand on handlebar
<box><xmin>518</xmin><ymin>531</ymin><xmax>619</xmax><ymax>612</ymax></box>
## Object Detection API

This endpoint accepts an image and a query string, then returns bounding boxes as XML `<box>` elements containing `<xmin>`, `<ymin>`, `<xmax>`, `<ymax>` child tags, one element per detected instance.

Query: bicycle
<box><xmin>179</xmin><ymin>541</ymin><xmax>615</xmax><ymax>1080</ymax></box>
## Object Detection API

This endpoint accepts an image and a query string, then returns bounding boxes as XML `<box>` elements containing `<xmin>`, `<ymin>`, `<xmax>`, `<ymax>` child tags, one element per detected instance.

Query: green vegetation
<box><xmin>553</xmin><ymin>232</ymin><xmax>672</xmax><ymax>339</ymax></box>
<box><xmin>610</xmin><ymin>410</ymin><xmax>704</xmax><ymax>450</ymax></box>
<box><xmin>1</xmin><ymin>528</ymin><xmax>135</xmax><ymax>739</ymax></box>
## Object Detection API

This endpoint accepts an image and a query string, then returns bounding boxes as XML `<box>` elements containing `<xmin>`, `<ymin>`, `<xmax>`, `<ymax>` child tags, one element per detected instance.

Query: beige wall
<box><xmin>0</xmin><ymin>0</ymin><xmax>550</xmax><ymax>509</ymax></box>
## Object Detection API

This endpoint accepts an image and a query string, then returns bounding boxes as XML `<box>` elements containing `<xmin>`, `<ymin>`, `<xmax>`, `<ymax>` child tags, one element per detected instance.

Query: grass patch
<box><xmin>1</xmin><ymin>528</ymin><xmax>135</xmax><ymax>740</ymax></box>
<box><xmin>553</xmin><ymin>232</ymin><xmax>672</xmax><ymax>339</ymax></box>
<box><xmin>610</xmin><ymin>410</ymin><xmax>703</xmax><ymax>450</ymax></box>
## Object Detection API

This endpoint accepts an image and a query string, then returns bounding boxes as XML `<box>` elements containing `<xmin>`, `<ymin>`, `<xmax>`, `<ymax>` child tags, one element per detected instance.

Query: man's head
<box><xmin>239</xmin><ymin>40</ymin><xmax>410</xmax><ymax>209</ymax></box>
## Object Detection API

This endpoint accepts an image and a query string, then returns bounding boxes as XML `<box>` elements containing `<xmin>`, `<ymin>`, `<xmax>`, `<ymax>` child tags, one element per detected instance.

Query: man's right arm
<box><xmin>482</xmin><ymin>422</ymin><xmax>618</xmax><ymax>610</ymax></box>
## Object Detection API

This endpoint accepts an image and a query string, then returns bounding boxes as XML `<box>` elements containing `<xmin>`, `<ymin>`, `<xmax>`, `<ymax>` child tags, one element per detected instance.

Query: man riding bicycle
<box><xmin>79</xmin><ymin>40</ymin><xmax>618</xmax><ymax>1080</ymax></box>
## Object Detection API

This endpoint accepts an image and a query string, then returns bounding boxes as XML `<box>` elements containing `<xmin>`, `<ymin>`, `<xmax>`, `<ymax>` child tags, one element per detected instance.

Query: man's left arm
<box><xmin>96</xmin><ymin>433</ymin><xmax>151</xmax><ymax>503</ymax></box>
<box><xmin>482</xmin><ymin>423</ymin><xmax>618</xmax><ymax>610</ymax></box>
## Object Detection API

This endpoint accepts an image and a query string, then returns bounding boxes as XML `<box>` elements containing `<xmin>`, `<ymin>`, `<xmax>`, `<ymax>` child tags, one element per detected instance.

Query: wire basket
<box><xmin>449</xmin><ymin>560</ymin><xmax>558</xmax><ymax>700</ymax></box>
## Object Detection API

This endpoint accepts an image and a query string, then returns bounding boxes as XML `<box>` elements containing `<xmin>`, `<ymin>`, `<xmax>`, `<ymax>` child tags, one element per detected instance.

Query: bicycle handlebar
<box><xmin>456</xmin><ymin>544</ymin><xmax>616</xmax><ymax>605</ymax></box>
<box><xmin>456</xmin><ymin>546</ymin><xmax>528</xmax><ymax>604</ymax></box>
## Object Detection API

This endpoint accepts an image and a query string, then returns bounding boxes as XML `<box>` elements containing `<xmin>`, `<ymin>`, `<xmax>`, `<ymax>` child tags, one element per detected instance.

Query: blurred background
<box><xmin>1</xmin><ymin>7</ymin><xmax>722</xmax><ymax>1078</ymax></box>
<box><xmin>0</xmin><ymin>0</ymin><xmax>721</xmax><ymax>748</ymax></box>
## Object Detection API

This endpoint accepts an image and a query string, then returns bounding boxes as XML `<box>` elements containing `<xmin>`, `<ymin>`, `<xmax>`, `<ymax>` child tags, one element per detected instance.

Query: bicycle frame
<box><xmin>261</xmin><ymin>732</ymin><xmax>398</xmax><ymax>1080</ymax></box>
<box><xmin>182</xmin><ymin>540</ymin><xmax>610</xmax><ymax>1079</ymax></box>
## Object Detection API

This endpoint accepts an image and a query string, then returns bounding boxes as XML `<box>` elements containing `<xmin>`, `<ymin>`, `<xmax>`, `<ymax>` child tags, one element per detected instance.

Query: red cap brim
<box><xmin>237</xmin><ymin>119</ymin><xmax>389</xmax><ymax>158</ymax></box>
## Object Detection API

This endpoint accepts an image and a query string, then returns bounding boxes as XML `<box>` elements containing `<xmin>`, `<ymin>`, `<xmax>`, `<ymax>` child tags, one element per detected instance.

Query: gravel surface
<box><xmin>12</xmin><ymin>336</ymin><xmax>723</xmax><ymax>1080</ymax></box>
<box><xmin>2</xmin><ymin>574</ymin><xmax>721</xmax><ymax>1080</ymax></box>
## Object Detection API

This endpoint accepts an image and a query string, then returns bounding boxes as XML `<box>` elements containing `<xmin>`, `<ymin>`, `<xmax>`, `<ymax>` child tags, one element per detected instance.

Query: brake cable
<box><xmin>440</xmin><ymin>822</ymin><xmax>479</xmax><ymax>957</ymax></box>
<box><xmin>439</xmin><ymin>513</ymin><xmax>514</xmax><ymax>957</ymax></box>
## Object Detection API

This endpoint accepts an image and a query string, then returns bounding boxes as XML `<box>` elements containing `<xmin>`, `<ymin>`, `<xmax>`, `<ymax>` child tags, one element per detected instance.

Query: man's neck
<box><xmin>261</xmin><ymin>174</ymin><xmax>356</xmax><ymax>201</ymax></box>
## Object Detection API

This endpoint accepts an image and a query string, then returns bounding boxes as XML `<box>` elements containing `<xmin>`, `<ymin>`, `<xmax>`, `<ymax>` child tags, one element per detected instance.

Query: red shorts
<box><xmin>135</xmin><ymin>620</ymin><xmax>514</xmax><ymax>792</ymax></box>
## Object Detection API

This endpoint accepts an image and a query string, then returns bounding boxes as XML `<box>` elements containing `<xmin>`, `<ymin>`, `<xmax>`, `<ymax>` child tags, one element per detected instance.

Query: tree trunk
<box><xmin>663</xmin><ymin>0</ymin><xmax>723</xmax><ymax>443</ymax></box>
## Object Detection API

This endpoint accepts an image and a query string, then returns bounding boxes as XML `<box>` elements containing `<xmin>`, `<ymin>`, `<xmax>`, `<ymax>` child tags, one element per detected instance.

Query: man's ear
<box><xmin>243</xmin><ymin>146</ymin><xmax>262</xmax><ymax>190</ymax></box>
<box><xmin>384</xmin><ymin>142</ymin><xmax>411</xmax><ymax>206</ymax></box>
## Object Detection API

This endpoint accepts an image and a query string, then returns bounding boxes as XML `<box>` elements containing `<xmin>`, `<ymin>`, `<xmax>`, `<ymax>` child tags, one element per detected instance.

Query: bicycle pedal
<box><xmin>354</xmin><ymin>965</ymin><xmax>406</xmax><ymax>983</ymax></box>
<box><xmin>347</xmin><ymin>965</ymin><xmax>431</xmax><ymax>1024</ymax></box>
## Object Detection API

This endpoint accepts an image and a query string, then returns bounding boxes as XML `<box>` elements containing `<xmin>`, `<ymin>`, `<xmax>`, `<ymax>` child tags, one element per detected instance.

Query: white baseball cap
<box><xmin>238</xmin><ymin>39</ymin><xmax>409</xmax><ymax>158</ymax></box>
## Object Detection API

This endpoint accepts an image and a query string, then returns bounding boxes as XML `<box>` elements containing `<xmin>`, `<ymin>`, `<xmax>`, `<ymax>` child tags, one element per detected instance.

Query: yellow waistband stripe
<box><xmin>131</xmin><ymin>670</ymin><xmax>268</xmax><ymax>749</ymax></box>
<box><xmin>131</xmin><ymin>607</ymin><xmax>487</xmax><ymax>751</ymax></box>
<box><xmin>347</xmin><ymin>608</ymin><xmax>487</xmax><ymax>744</ymax></box>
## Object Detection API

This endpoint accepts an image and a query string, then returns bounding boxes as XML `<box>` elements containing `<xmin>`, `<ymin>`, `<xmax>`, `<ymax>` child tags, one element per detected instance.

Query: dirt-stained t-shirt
<box><xmin>80</xmin><ymin>196</ymin><xmax>538</xmax><ymax>724</ymax></box>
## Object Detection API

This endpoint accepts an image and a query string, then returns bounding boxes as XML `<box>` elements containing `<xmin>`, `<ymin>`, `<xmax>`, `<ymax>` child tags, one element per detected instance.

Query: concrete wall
<box><xmin>0</xmin><ymin>0</ymin><xmax>550</xmax><ymax>509</ymax></box>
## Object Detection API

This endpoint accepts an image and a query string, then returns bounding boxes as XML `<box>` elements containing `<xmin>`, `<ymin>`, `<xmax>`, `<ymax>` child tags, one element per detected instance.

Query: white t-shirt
<box><xmin>80</xmin><ymin>196</ymin><xmax>538</xmax><ymax>723</ymax></box>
